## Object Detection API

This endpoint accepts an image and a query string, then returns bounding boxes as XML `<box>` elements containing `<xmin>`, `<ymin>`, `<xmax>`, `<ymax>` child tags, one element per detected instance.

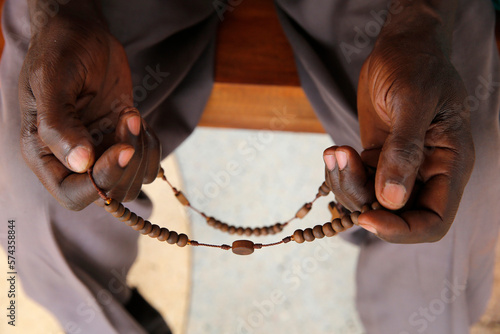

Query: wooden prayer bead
<box><xmin>260</xmin><ymin>227</ymin><xmax>268</xmax><ymax>236</ymax></box>
<box><xmin>254</xmin><ymin>243</ymin><xmax>263</xmax><ymax>249</ymax></box>
<box><xmin>214</xmin><ymin>221</ymin><xmax>222</xmax><ymax>230</ymax></box>
<box><xmin>236</xmin><ymin>227</ymin><xmax>244</xmax><ymax>235</ymax></box>
<box><xmin>267</xmin><ymin>227</ymin><xmax>275</xmax><ymax>235</ymax></box>
<box><xmin>273</xmin><ymin>223</ymin><xmax>283</xmax><ymax>233</ymax></box>
<box><xmin>190</xmin><ymin>240</ymin><xmax>199</xmax><ymax>246</ymax></box>
<box><xmin>140</xmin><ymin>220</ymin><xmax>153</xmax><ymax>235</ymax></box>
<box><xmin>112</xmin><ymin>204</ymin><xmax>126</xmax><ymax>218</ymax></box>
<box><xmin>318</xmin><ymin>182</ymin><xmax>330</xmax><ymax>196</ymax></box>
<box><xmin>244</xmin><ymin>227</ymin><xmax>253</xmax><ymax>236</ymax></box>
<box><xmin>361</xmin><ymin>204</ymin><xmax>371</xmax><ymax>213</ymax></box>
<box><xmin>175</xmin><ymin>191</ymin><xmax>190</xmax><ymax>206</ymax></box>
<box><xmin>125</xmin><ymin>213</ymin><xmax>139</xmax><ymax>227</ymax></box>
<box><xmin>328</xmin><ymin>201</ymin><xmax>341</xmax><ymax>220</ymax></box>
<box><xmin>221</xmin><ymin>223</ymin><xmax>229</xmax><ymax>232</ymax></box>
<box><xmin>303</xmin><ymin>228</ymin><xmax>315</xmax><ymax>242</ymax></box>
<box><xmin>207</xmin><ymin>217</ymin><xmax>216</xmax><ymax>226</ymax></box>
<box><xmin>283</xmin><ymin>236</ymin><xmax>292</xmax><ymax>243</ymax></box>
<box><xmin>118</xmin><ymin>208</ymin><xmax>132</xmax><ymax>222</ymax></box>
<box><xmin>177</xmin><ymin>234</ymin><xmax>188</xmax><ymax>247</ymax></box>
<box><xmin>293</xmin><ymin>229</ymin><xmax>305</xmax><ymax>243</ymax></box>
<box><xmin>132</xmin><ymin>217</ymin><xmax>145</xmax><ymax>231</ymax></box>
<box><xmin>221</xmin><ymin>244</ymin><xmax>231</xmax><ymax>250</ymax></box>
<box><xmin>167</xmin><ymin>231</ymin><xmax>179</xmax><ymax>244</ymax></box>
<box><xmin>158</xmin><ymin>228</ymin><xmax>170</xmax><ymax>241</ymax></box>
<box><xmin>350</xmin><ymin>211</ymin><xmax>360</xmax><ymax>225</ymax></box>
<box><xmin>312</xmin><ymin>225</ymin><xmax>325</xmax><ymax>239</ymax></box>
<box><xmin>228</xmin><ymin>226</ymin><xmax>236</xmax><ymax>235</ymax></box>
<box><xmin>105</xmin><ymin>199</ymin><xmax>120</xmax><ymax>213</ymax></box>
<box><xmin>232</xmin><ymin>240</ymin><xmax>255</xmax><ymax>255</ymax></box>
<box><xmin>253</xmin><ymin>228</ymin><xmax>261</xmax><ymax>236</ymax></box>
<box><xmin>371</xmin><ymin>201</ymin><xmax>382</xmax><ymax>210</ymax></box>
<box><xmin>148</xmin><ymin>224</ymin><xmax>161</xmax><ymax>238</ymax></box>
<box><xmin>341</xmin><ymin>215</ymin><xmax>354</xmax><ymax>229</ymax></box>
<box><xmin>296</xmin><ymin>203</ymin><xmax>312</xmax><ymax>219</ymax></box>
<box><xmin>322</xmin><ymin>222</ymin><xmax>336</xmax><ymax>237</ymax></box>
<box><xmin>331</xmin><ymin>218</ymin><xmax>344</xmax><ymax>232</ymax></box>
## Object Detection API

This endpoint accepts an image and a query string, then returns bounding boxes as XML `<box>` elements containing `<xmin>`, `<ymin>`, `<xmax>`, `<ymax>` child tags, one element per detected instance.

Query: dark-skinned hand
<box><xmin>323</xmin><ymin>13</ymin><xmax>474</xmax><ymax>243</ymax></box>
<box><xmin>19</xmin><ymin>12</ymin><xmax>161</xmax><ymax>211</ymax></box>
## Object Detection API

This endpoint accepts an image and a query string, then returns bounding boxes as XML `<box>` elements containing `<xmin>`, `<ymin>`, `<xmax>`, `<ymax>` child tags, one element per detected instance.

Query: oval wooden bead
<box><xmin>148</xmin><ymin>224</ymin><xmax>161</xmax><ymax>238</ymax></box>
<box><xmin>350</xmin><ymin>211</ymin><xmax>361</xmax><ymax>225</ymax></box>
<box><xmin>221</xmin><ymin>244</ymin><xmax>231</xmax><ymax>250</ymax></box>
<box><xmin>228</xmin><ymin>226</ymin><xmax>236</xmax><ymax>235</ymax></box>
<box><xmin>232</xmin><ymin>240</ymin><xmax>255</xmax><ymax>255</ymax></box>
<box><xmin>221</xmin><ymin>223</ymin><xmax>229</xmax><ymax>232</ymax></box>
<box><xmin>214</xmin><ymin>221</ymin><xmax>222</xmax><ymax>230</ymax></box>
<box><xmin>332</xmin><ymin>218</ymin><xmax>344</xmax><ymax>232</ymax></box>
<box><xmin>322</xmin><ymin>222</ymin><xmax>336</xmax><ymax>237</ymax></box>
<box><xmin>236</xmin><ymin>227</ymin><xmax>244</xmax><ymax>235</ymax></box>
<box><xmin>167</xmin><ymin>231</ymin><xmax>179</xmax><ymax>244</ymax></box>
<box><xmin>293</xmin><ymin>229</ymin><xmax>305</xmax><ymax>244</ymax></box>
<box><xmin>303</xmin><ymin>228</ymin><xmax>315</xmax><ymax>242</ymax></box>
<box><xmin>140</xmin><ymin>220</ymin><xmax>153</xmax><ymax>235</ymax></box>
<box><xmin>177</xmin><ymin>234</ymin><xmax>188</xmax><ymax>247</ymax></box>
<box><xmin>361</xmin><ymin>204</ymin><xmax>371</xmax><ymax>213</ymax></box>
<box><xmin>112</xmin><ymin>204</ymin><xmax>126</xmax><ymax>218</ymax></box>
<box><xmin>295</xmin><ymin>203</ymin><xmax>312</xmax><ymax>219</ymax></box>
<box><xmin>132</xmin><ymin>217</ymin><xmax>145</xmax><ymax>231</ymax></box>
<box><xmin>105</xmin><ymin>199</ymin><xmax>120</xmax><ymax>213</ymax></box>
<box><xmin>282</xmin><ymin>236</ymin><xmax>292</xmax><ymax>243</ymax></box>
<box><xmin>260</xmin><ymin>227</ymin><xmax>268</xmax><ymax>236</ymax></box>
<box><xmin>371</xmin><ymin>201</ymin><xmax>383</xmax><ymax>210</ymax></box>
<box><xmin>318</xmin><ymin>182</ymin><xmax>330</xmax><ymax>196</ymax></box>
<box><xmin>125</xmin><ymin>212</ymin><xmax>139</xmax><ymax>226</ymax></box>
<box><xmin>157</xmin><ymin>228</ymin><xmax>170</xmax><ymax>241</ymax></box>
<box><xmin>253</xmin><ymin>228</ymin><xmax>261</xmax><ymax>236</ymax></box>
<box><xmin>273</xmin><ymin>223</ymin><xmax>283</xmax><ymax>233</ymax></box>
<box><xmin>312</xmin><ymin>225</ymin><xmax>325</xmax><ymax>239</ymax></box>
<box><xmin>175</xmin><ymin>191</ymin><xmax>190</xmax><ymax>206</ymax></box>
<box><xmin>207</xmin><ymin>217</ymin><xmax>216</xmax><ymax>226</ymax></box>
<box><xmin>254</xmin><ymin>243</ymin><xmax>263</xmax><ymax>249</ymax></box>
<box><xmin>341</xmin><ymin>215</ymin><xmax>354</xmax><ymax>229</ymax></box>
<box><xmin>119</xmin><ymin>208</ymin><xmax>132</xmax><ymax>222</ymax></box>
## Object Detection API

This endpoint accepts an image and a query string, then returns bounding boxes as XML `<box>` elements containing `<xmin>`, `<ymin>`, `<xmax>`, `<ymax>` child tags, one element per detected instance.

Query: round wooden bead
<box><xmin>207</xmin><ymin>217</ymin><xmax>216</xmax><ymax>226</ymax></box>
<box><xmin>331</xmin><ymin>218</ymin><xmax>344</xmax><ymax>232</ymax></box>
<box><xmin>293</xmin><ymin>229</ymin><xmax>305</xmax><ymax>244</ymax></box>
<box><xmin>231</xmin><ymin>240</ymin><xmax>255</xmax><ymax>255</ymax></box>
<box><xmin>221</xmin><ymin>223</ymin><xmax>229</xmax><ymax>232</ymax></box>
<box><xmin>125</xmin><ymin>212</ymin><xmax>139</xmax><ymax>226</ymax></box>
<box><xmin>303</xmin><ymin>228</ymin><xmax>315</xmax><ymax>242</ymax></box>
<box><xmin>322</xmin><ymin>222</ymin><xmax>336</xmax><ymax>237</ymax></box>
<box><xmin>214</xmin><ymin>221</ymin><xmax>222</xmax><ymax>229</ymax></box>
<box><xmin>132</xmin><ymin>217</ymin><xmax>145</xmax><ymax>231</ymax></box>
<box><xmin>371</xmin><ymin>201</ymin><xmax>382</xmax><ymax>210</ymax></box>
<box><xmin>312</xmin><ymin>225</ymin><xmax>325</xmax><ymax>239</ymax></box>
<box><xmin>361</xmin><ymin>204</ymin><xmax>371</xmax><ymax>213</ymax></box>
<box><xmin>266</xmin><ymin>227</ymin><xmax>275</xmax><ymax>235</ymax></box>
<box><xmin>118</xmin><ymin>208</ymin><xmax>132</xmax><ymax>222</ymax></box>
<box><xmin>148</xmin><ymin>224</ymin><xmax>161</xmax><ymax>238</ymax></box>
<box><xmin>236</xmin><ymin>227</ymin><xmax>244</xmax><ymax>235</ymax></box>
<box><xmin>105</xmin><ymin>199</ymin><xmax>120</xmax><ymax>213</ymax></box>
<box><xmin>228</xmin><ymin>226</ymin><xmax>236</xmax><ymax>235</ymax></box>
<box><xmin>318</xmin><ymin>182</ymin><xmax>330</xmax><ymax>196</ymax></box>
<box><xmin>341</xmin><ymin>215</ymin><xmax>354</xmax><ymax>229</ymax></box>
<box><xmin>175</xmin><ymin>191</ymin><xmax>190</xmax><ymax>206</ymax></box>
<box><xmin>272</xmin><ymin>223</ymin><xmax>283</xmax><ymax>233</ymax></box>
<box><xmin>253</xmin><ymin>228</ymin><xmax>261</xmax><ymax>236</ymax></box>
<box><xmin>177</xmin><ymin>234</ymin><xmax>188</xmax><ymax>247</ymax></box>
<box><xmin>350</xmin><ymin>211</ymin><xmax>361</xmax><ymax>225</ymax></box>
<box><xmin>157</xmin><ymin>228</ymin><xmax>170</xmax><ymax>241</ymax></box>
<box><xmin>167</xmin><ymin>231</ymin><xmax>179</xmax><ymax>244</ymax></box>
<box><xmin>260</xmin><ymin>227</ymin><xmax>268</xmax><ymax>236</ymax></box>
<box><xmin>244</xmin><ymin>227</ymin><xmax>253</xmax><ymax>236</ymax></box>
<box><xmin>295</xmin><ymin>203</ymin><xmax>312</xmax><ymax>219</ymax></box>
<box><xmin>140</xmin><ymin>220</ymin><xmax>153</xmax><ymax>235</ymax></box>
<box><xmin>112</xmin><ymin>204</ymin><xmax>126</xmax><ymax>218</ymax></box>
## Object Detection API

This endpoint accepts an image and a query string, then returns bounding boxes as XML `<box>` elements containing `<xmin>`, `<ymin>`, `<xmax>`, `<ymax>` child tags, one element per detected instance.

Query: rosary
<box><xmin>88</xmin><ymin>166</ymin><xmax>382</xmax><ymax>255</ymax></box>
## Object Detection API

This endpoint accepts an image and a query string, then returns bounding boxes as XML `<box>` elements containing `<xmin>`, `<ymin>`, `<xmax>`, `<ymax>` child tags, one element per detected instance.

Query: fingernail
<box><xmin>381</xmin><ymin>182</ymin><xmax>406</xmax><ymax>208</ymax></box>
<box><xmin>127</xmin><ymin>115</ymin><xmax>141</xmax><ymax>136</ymax></box>
<box><xmin>335</xmin><ymin>151</ymin><xmax>347</xmax><ymax>170</ymax></box>
<box><xmin>118</xmin><ymin>148</ymin><xmax>135</xmax><ymax>168</ymax></box>
<box><xmin>324</xmin><ymin>154</ymin><xmax>336</xmax><ymax>171</ymax></box>
<box><xmin>67</xmin><ymin>146</ymin><xmax>91</xmax><ymax>173</ymax></box>
<box><xmin>360</xmin><ymin>223</ymin><xmax>377</xmax><ymax>234</ymax></box>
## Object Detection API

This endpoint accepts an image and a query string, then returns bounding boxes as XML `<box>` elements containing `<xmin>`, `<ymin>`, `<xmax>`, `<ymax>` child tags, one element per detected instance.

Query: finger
<box><xmin>27</xmin><ymin>63</ymin><xmax>96</xmax><ymax>173</ymax></box>
<box><xmin>141</xmin><ymin>120</ymin><xmax>162</xmax><ymax>184</ymax></box>
<box><xmin>323</xmin><ymin>146</ymin><xmax>375</xmax><ymax>211</ymax></box>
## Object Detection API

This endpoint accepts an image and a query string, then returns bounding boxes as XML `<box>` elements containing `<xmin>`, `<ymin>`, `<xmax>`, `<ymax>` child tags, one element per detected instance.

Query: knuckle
<box><xmin>387</xmin><ymin>141</ymin><xmax>423</xmax><ymax>169</ymax></box>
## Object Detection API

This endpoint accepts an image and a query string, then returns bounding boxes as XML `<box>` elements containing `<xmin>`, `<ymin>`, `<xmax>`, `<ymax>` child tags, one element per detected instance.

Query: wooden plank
<box><xmin>199</xmin><ymin>83</ymin><xmax>325</xmax><ymax>133</ymax></box>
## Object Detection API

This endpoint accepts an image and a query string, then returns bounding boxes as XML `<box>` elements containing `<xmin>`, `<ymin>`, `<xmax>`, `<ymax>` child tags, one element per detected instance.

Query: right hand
<box><xmin>19</xmin><ymin>14</ymin><xmax>161</xmax><ymax>211</ymax></box>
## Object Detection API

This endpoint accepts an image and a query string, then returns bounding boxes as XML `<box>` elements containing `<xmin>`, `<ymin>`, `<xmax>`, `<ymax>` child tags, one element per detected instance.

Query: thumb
<box><xmin>375</xmin><ymin>126</ymin><xmax>425</xmax><ymax>210</ymax></box>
